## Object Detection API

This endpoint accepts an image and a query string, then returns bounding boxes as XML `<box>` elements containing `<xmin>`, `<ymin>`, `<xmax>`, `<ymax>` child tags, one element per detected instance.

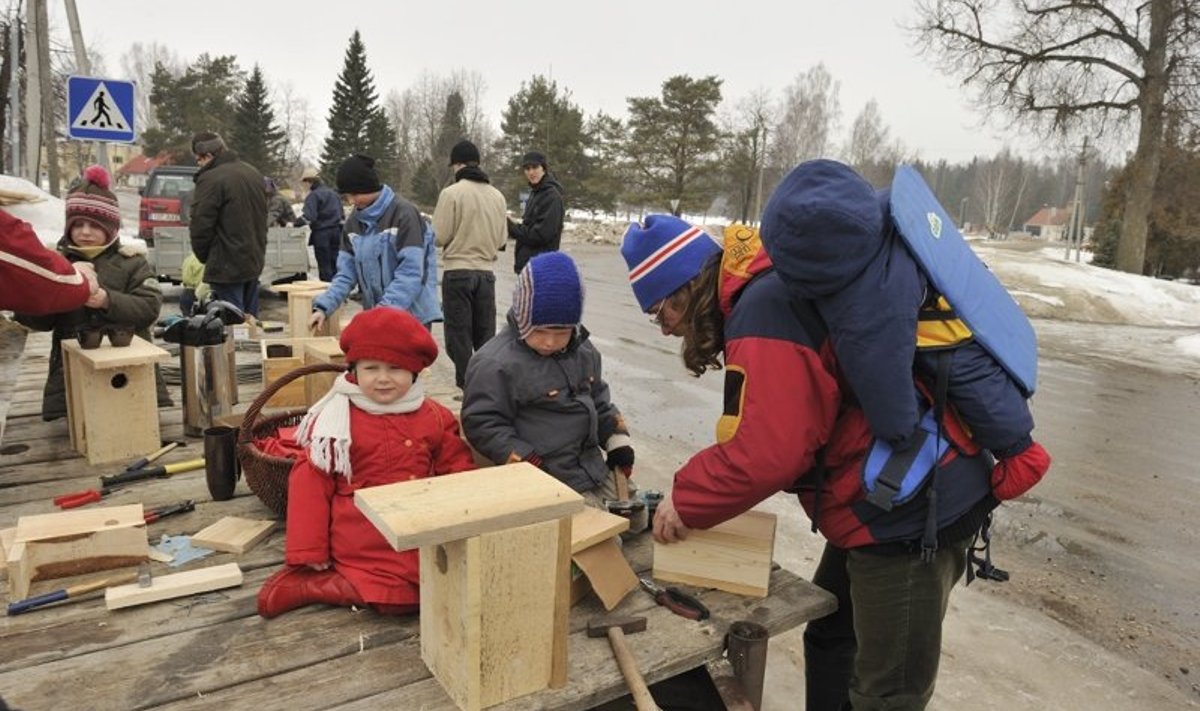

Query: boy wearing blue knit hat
<box><xmin>461</xmin><ymin>251</ymin><xmax>635</xmax><ymax>505</ymax></box>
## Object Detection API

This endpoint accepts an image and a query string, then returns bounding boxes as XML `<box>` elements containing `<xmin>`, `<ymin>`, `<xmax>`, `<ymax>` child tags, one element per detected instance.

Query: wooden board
<box><xmin>190</xmin><ymin>516</ymin><xmax>275</xmax><ymax>554</ymax></box>
<box><xmin>105</xmin><ymin>562</ymin><xmax>244</xmax><ymax>609</ymax></box>
<box><xmin>14</xmin><ymin>504</ymin><xmax>145</xmax><ymax>543</ymax></box>
<box><xmin>571</xmin><ymin>536</ymin><xmax>638</xmax><ymax>611</ymax></box>
<box><xmin>419</xmin><ymin>519</ymin><xmax>565</xmax><ymax>711</ymax></box>
<box><xmin>62</xmin><ymin>339</ymin><xmax>166</xmax><ymax>464</ymax></box>
<box><xmin>0</xmin><ymin>527</ymin><xmax>13</xmax><ymax>581</ymax></box>
<box><xmin>653</xmin><ymin>510</ymin><xmax>777</xmax><ymax>598</ymax></box>
<box><xmin>570</xmin><ymin>507</ymin><xmax>629</xmax><ymax>554</ymax></box>
<box><xmin>355</xmin><ymin>463</ymin><xmax>585</xmax><ymax>551</ymax></box>
<box><xmin>303</xmin><ymin>338</ymin><xmax>345</xmax><ymax>404</ymax></box>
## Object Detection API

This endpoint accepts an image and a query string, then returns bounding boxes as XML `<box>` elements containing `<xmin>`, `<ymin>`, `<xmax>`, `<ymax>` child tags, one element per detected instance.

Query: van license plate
<box><xmin>149</xmin><ymin>213</ymin><xmax>181</xmax><ymax>222</ymax></box>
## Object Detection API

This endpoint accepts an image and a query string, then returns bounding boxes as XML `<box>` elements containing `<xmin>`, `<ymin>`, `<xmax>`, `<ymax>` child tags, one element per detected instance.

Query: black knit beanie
<box><xmin>521</xmin><ymin>151</ymin><xmax>548</xmax><ymax>169</ymax></box>
<box><xmin>336</xmin><ymin>154</ymin><xmax>382</xmax><ymax>194</ymax></box>
<box><xmin>449</xmin><ymin>140</ymin><xmax>481</xmax><ymax>166</ymax></box>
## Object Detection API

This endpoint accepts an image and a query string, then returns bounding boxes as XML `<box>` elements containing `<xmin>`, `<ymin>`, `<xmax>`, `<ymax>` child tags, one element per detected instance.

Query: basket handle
<box><xmin>239</xmin><ymin>361</ymin><xmax>347</xmax><ymax>445</ymax></box>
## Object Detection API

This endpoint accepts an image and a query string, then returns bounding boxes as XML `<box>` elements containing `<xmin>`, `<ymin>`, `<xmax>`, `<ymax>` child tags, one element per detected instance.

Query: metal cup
<box><xmin>203</xmin><ymin>425</ymin><xmax>240</xmax><ymax>501</ymax></box>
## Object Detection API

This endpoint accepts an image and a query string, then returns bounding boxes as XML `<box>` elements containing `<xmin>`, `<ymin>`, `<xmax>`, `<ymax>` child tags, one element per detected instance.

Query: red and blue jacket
<box><xmin>671</xmin><ymin>230</ymin><xmax>996</xmax><ymax>549</ymax></box>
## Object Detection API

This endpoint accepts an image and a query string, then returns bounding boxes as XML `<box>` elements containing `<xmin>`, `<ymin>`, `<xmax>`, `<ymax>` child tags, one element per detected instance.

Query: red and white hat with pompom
<box><xmin>64</xmin><ymin>165</ymin><xmax>121</xmax><ymax>241</ymax></box>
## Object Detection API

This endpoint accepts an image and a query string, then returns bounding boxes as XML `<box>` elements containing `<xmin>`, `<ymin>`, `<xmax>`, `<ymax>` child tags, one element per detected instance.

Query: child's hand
<box><xmin>307</xmin><ymin>561</ymin><xmax>331</xmax><ymax>571</ymax></box>
<box><xmin>308</xmin><ymin>310</ymin><xmax>326</xmax><ymax>333</ymax></box>
<box><xmin>84</xmin><ymin>287</ymin><xmax>109</xmax><ymax>309</ymax></box>
<box><xmin>606</xmin><ymin>446</ymin><xmax>635</xmax><ymax>476</ymax></box>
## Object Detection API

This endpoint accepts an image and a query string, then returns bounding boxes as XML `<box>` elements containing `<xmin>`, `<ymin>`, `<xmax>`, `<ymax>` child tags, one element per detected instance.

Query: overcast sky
<box><xmin>67</xmin><ymin>0</ymin><xmax>1063</xmax><ymax>164</ymax></box>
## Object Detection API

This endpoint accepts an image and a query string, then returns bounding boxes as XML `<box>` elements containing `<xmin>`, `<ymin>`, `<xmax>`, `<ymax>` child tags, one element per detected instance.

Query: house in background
<box><xmin>116</xmin><ymin>152</ymin><xmax>175</xmax><ymax>189</ymax></box>
<box><xmin>1023</xmin><ymin>205</ymin><xmax>1073</xmax><ymax>241</ymax></box>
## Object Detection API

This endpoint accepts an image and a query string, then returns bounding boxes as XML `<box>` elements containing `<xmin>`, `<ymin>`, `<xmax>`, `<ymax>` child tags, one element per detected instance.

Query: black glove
<box><xmin>293</xmin><ymin>217</ymin><xmax>308</xmax><ymax>228</ymax></box>
<box><xmin>606</xmin><ymin>446</ymin><xmax>635</xmax><ymax>472</ymax></box>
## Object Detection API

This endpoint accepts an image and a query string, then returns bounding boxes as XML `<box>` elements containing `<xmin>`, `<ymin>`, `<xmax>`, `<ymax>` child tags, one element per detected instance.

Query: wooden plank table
<box><xmin>0</xmin><ymin>329</ymin><xmax>837</xmax><ymax>711</ymax></box>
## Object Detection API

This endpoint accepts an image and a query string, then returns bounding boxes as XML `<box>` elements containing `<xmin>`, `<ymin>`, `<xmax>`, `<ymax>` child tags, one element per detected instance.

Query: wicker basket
<box><xmin>237</xmin><ymin>362</ymin><xmax>347</xmax><ymax>516</ymax></box>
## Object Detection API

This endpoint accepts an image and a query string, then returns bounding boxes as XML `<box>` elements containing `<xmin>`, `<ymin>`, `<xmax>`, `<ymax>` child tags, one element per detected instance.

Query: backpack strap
<box><xmin>920</xmin><ymin>348</ymin><xmax>952</xmax><ymax>562</ymax></box>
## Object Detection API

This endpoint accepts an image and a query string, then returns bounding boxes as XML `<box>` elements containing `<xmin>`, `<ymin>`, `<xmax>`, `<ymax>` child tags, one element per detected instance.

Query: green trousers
<box><xmin>803</xmin><ymin>537</ymin><xmax>969</xmax><ymax>711</ymax></box>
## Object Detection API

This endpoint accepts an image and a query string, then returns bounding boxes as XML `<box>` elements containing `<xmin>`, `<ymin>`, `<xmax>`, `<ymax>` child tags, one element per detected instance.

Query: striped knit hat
<box><xmin>65</xmin><ymin>165</ymin><xmax>121</xmax><ymax>242</ymax></box>
<box><xmin>620</xmin><ymin>214</ymin><xmax>722</xmax><ymax>312</ymax></box>
<box><xmin>512</xmin><ymin>252</ymin><xmax>584</xmax><ymax>339</ymax></box>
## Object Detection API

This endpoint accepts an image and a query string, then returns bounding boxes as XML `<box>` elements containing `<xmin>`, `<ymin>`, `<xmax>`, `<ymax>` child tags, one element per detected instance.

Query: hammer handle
<box><xmin>614</xmin><ymin>467</ymin><xmax>630</xmax><ymax>502</ymax></box>
<box><xmin>606</xmin><ymin>627</ymin><xmax>659</xmax><ymax>711</ymax></box>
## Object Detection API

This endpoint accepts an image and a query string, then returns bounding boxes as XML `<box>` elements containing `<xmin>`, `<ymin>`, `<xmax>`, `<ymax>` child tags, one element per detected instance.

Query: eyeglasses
<box><xmin>648</xmin><ymin>303</ymin><xmax>666</xmax><ymax>327</ymax></box>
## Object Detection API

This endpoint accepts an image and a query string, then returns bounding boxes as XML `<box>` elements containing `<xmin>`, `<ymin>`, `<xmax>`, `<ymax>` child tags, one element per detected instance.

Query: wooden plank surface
<box><xmin>0</xmin><ymin>319</ymin><xmax>836</xmax><ymax>711</ymax></box>
<box><xmin>106</xmin><ymin>562</ymin><xmax>244</xmax><ymax>609</ymax></box>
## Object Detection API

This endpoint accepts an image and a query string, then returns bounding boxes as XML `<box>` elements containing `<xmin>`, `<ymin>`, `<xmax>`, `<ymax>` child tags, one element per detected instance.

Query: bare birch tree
<box><xmin>915</xmin><ymin>0</ymin><xmax>1200</xmax><ymax>274</ymax></box>
<box><xmin>771</xmin><ymin>63</ymin><xmax>841</xmax><ymax>171</ymax></box>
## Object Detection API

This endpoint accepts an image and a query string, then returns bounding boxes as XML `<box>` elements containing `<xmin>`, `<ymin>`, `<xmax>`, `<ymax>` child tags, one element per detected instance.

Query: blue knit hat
<box><xmin>512</xmin><ymin>252</ymin><xmax>584</xmax><ymax>339</ymax></box>
<box><xmin>620</xmin><ymin>215</ymin><xmax>723</xmax><ymax>312</ymax></box>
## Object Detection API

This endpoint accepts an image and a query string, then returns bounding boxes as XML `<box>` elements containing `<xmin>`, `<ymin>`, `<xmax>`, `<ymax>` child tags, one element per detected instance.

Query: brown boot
<box><xmin>257</xmin><ymin>566</ymin><xmax>364</xmax><ymax>618</ymax></box>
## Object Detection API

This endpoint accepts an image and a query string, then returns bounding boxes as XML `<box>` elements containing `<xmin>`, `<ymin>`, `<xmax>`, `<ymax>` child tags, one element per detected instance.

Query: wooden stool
<box><xmin>273</xmin><ymin>281</ymin><xmax>338</xmax><ymax>338</ymax></box>
<box><xmin>61</xmin><ymin>336</ymin><xmax>170</xmax><ymax>465</ymax></box>
<box><xmin>356</xmin><ymin>463</ymin><xmax>584</xmax><ymax>711</ymax></box>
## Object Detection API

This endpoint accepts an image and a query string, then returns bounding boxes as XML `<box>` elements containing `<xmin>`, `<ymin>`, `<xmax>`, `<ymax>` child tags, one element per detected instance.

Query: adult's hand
<box><xmin>308</xmin><ymin>310</ymin><xmax>326</xmax><ymax>333</ymax></box>
<box><xmin>652</xmin><ymin>493</ymin><xmax>691</xmax><ymax>544</ymax></box>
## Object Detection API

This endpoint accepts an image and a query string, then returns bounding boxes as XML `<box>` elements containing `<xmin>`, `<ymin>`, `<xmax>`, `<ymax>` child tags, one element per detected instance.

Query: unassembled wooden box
<box><xmin>653</xmin><ymin>509</ymin><xmax>777</xmax><ymax>598</ymax></box>
<box><xmin>272</xmin><ymin>281</ymin><xmax>339</xmax><ymax>339</ymax></box>
<box><xmin>61</xmin><ymin>336</ymin><xmax>170</xmax><ymax>465</ymax></box>
<box><xmin>302</xmin><ymin>339</ymin><xmax>345</xmax><ymax>403</ymax></box>
<box><xmin>355</xmin><ymin>463</ymin><xmax>584</xmax><ymax>711</ymax></box>
<box><xmin>7</xmin><ymin>505</ymin><xmax>149</xmax><ymax>600</ymax></box>
<box><xmin>259</xmin><ymin>336</ymin><xmax>340</xmax><ymax>408</ymax></box>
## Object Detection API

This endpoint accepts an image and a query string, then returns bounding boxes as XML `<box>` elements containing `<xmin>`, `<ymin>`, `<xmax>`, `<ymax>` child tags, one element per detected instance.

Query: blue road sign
<box><xmin>67</xmin><ymin>75</ymin><xmax>136</xmax><ymax>143</ymax></box>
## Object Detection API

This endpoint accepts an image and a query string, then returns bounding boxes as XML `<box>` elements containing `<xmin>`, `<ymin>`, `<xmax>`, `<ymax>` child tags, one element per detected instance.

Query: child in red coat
<box><xmin>257</xmin><ymin>306</ymin><xmax>476</xmax><ymax>618</ymax></box>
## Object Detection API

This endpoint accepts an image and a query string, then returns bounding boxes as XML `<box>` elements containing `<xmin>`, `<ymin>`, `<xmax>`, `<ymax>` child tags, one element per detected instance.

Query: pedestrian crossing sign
<box><xmin>67</xmin><ymin>75</ymin><xmax>136</xmax><ymax>143</ymax></box>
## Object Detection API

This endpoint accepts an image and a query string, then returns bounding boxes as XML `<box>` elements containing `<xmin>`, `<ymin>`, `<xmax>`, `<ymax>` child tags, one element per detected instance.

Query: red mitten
<box><xmin>991</xmin><ymin>441</ymin><xmax>1051</xmax><ymax>500</ymax></box>
<box><xmin>523</xmin><ymin>452</ymin><xmax>544</xmax><ymax>470</ymax></box>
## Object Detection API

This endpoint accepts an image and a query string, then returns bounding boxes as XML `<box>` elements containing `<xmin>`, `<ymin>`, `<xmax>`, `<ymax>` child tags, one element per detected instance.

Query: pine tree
<box><xmin>320</xmin><ymin>31</ymin><xmax>397</xmax><ymax>186</ymax></box>
<box><xmin>498</xmin><ymin>75</ymin><xmax>589</xmax><ymax>208</ymax></box>
<box><xmin>229</xmin><ymin>65</ymin><xmax>285</xmax><ymax>177</ymax></box>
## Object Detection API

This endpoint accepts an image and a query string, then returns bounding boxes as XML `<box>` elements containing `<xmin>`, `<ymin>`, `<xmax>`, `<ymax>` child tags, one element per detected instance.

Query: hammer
<box><xmin>587</xmin><ymin>616</ymin><xmax>659</xmax><ymax>711</ymax></box>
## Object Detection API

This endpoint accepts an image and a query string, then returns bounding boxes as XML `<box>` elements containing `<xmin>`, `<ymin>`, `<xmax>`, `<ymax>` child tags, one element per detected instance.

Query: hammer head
<box><xmin>587</xmin><ymin>616</ymin><xmax>647</xmax><ymax>638</ymax></box>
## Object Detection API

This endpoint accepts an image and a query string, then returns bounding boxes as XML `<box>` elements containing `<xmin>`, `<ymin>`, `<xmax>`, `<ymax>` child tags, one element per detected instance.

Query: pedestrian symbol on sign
<box><xmin>81</xmin><ymin>90</ymin><xmax>123</xmax><ymax>129</ymax></box>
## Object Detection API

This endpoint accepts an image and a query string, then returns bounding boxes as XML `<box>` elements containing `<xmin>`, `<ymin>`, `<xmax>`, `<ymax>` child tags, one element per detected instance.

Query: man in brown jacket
<box><xmin>189</xmin><ymin>132</ymin><xmax>268</xmax><ymax>316</ymax></box>
<box><xmin>432</xmin><ymin>139</ymin><xmax>508</xmax><ymax>389</ymax></box>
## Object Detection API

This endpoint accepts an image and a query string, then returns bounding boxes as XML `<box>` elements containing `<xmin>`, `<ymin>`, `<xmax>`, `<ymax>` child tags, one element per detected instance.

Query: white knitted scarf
<box><xmin>294</xmin><ymin>373</ymin><xmax>425</xmax><ymax>482</ymax></box>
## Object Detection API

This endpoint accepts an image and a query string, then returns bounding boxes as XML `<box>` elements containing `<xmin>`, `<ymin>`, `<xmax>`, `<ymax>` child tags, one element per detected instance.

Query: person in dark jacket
<box><xmin>264</xmin><ymin>177</ymin><xmax>297</xmax><ymax>227</ymax></box>
<box><xmin>300</xmin><ymin>167</ymin><xmax>344</xmax><ymax>282</ymax></box>
<box><xmin>620</xmin><ymin>213</ymin><xmax>1050</xmax><ymax>711</ymax></box>
<box><xmin>462</xmin><ymin>252</ymin><xmax>634</xmax><ymax>506</ymax></box>
<box><xmin>506</xmin><ymin>150</ymin><xmax>564</xmax><ymax>273</ymax></box>
<box><xmin>188</xmin><ymin>132</ymin><xmax>268</xmax><ymax>316</ymax></box>
<box><xmin>16</xmin><ymin>166</ymin><xmax>171</xmax><ymax>420</ymax></box>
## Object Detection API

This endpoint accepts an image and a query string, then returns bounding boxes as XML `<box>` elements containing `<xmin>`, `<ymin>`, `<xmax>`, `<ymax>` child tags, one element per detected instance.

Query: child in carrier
<box><xmin>759</xmin><ymin>159</ymin><xmax>1049</xmax><ymax>504</ymax></box>
<box><xmin>257</xmin><ymin>306</ymin><xmax>476</xmax><ymax>618</ymax></box>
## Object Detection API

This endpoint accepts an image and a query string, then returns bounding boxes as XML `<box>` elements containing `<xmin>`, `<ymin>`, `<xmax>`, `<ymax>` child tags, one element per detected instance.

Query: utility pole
<box><xmin>33</xmin><ymin>0</ymin><xmax>57</xmax><ymax>195</ymax></box>
<box><xmin>23</xmin><ymin>0</ymin><xmax>39</xmax><ymax>184</ymax></box>
<box><xmin>1064</xmin><ymin>136</ymin><xmax>1088</xmax><ymax>262</ymax></box>
<box><xmin>7</xmin><ymin>8</ymin><xmax>20</xmax><ymax>178</ymax></box>
<box><xmin>63</xmin><ymin>0</ymin><xmax>108</xmax><ymax>171</ymax></box>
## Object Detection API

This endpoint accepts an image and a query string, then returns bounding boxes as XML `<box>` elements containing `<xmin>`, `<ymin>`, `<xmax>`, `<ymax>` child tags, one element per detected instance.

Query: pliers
<box><xmin>639</xmin><ymin>577</ymin><xmax>710</xmax><ymax>621</ymax></box>
<box><xmin>53</xmin><ymin>486</ymin><xmax>116</xmax><ymax>509</ymax></box>
<box><xmin>144</xmin><ymin>500</ymin><xmax>195</xmax><ymax>523</ymax></box>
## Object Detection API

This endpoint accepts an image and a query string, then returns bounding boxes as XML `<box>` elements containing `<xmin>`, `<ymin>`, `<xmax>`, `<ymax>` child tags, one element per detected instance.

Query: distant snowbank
<box><xmin>1</xmin><ymin>174</ymin><xmax>140</xmax><ymax>248</ymax></box>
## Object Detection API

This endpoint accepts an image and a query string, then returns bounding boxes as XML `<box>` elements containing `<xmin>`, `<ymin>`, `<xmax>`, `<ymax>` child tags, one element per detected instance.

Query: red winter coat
<box><xmin>0</xmin><ymin>210</ymin><xmax>90</xmax><ymax>314</ymax></box>
<box><xmin>285</xmin><ymin>399</ymin><xmax>476</xmax><ymax>605</ymax></box>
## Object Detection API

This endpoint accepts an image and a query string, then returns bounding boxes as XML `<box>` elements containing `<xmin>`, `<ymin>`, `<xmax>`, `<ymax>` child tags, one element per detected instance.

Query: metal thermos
<box><xmin>181</xmin><ymin>339</ymin><xmax>236</xmax><ymax>437</ymax></box>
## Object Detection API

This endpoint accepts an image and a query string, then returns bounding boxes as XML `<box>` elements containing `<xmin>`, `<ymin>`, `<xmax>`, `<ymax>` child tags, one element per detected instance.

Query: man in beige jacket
<box><xmin>433</xmin><ymin>139</ymin><xmax>509</xmax><ymax>389</ymax></box>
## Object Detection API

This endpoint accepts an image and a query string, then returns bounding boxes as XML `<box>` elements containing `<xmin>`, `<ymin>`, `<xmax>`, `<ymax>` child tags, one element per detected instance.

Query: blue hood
<box><xmin>760</xmin><ymin>159</ymin><xmax>886</xmax><ymax>298</ymax></box>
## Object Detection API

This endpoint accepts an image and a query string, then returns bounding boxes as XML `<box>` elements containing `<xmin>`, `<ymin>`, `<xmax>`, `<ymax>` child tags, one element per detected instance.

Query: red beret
<box><xmin>339</xmin><ymin>307</ymin><xmax>438</xmax><ymax>373</ymax></box>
